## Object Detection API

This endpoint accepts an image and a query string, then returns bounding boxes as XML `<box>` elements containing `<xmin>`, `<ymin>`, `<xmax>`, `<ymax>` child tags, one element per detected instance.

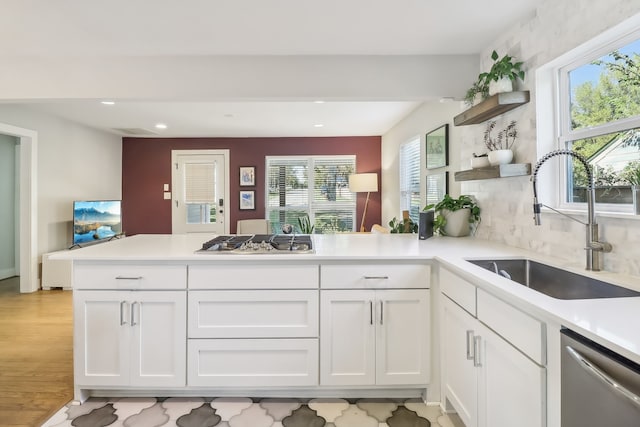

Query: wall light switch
<box><xmin>163</xmin><ymin>184</ymin><xmax>169</xmax><ymax>191</ymax></box>
<box><xmin>163</xmin><ymin>192</ymin><xmax>171</xmax><ymax>200</ymax></box>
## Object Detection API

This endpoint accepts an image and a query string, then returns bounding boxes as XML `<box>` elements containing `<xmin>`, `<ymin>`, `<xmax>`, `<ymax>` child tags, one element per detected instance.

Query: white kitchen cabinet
<box><xmin>442</xmin><ymin>295</ymin><xmax>478</xmax><ymax>427</ymax></box>
<box><xmin>440</xmin><ymin>264</ymin><xmax>546</xmax><ymax>427</ymax></box>
<box><xmin>320</xmin><ymin>288</ymin><xmax>429</xmax><ymax>386</ymax></box>
<box><xmin>442</xmin><ymin>295</ymin><xmax>545</xmax><ymax>427</ymax></box>
<box><xmin>188</xmin><ymin>338</ymin><xmax>318</xmax><ymax>387</ymax></box>
<box><xmin>74</xmin><ymin>290</ymin><xmax>186</xmax><ymax>388</ymax></box>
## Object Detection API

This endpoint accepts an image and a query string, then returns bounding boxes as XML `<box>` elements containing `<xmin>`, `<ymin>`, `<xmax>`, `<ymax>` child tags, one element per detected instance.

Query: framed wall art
<box><xmin>426</xmin><ymin>171</ymin><xmax>449</xmax><ymax>206</ymax></box>
<box><xmin>239</xmin><ymin>166</ymin><xmax>255</xmax><ymax>186</ymax></box>
<box><xmin>239</xmin><ymin>190</ymin><xmax>255</xmax><ymax>210</ymax></box>
<box><xmin>426</xmin><ymin>124</ymin><xmax>449</xmax><ymax>169</ymax></box>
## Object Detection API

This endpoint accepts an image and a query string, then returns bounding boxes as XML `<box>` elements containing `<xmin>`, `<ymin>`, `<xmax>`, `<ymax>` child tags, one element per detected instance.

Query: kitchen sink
<box><xmin>466</xmin><ymin>258</ymin><xmax>640</xmax><ymax>300</ymax></box>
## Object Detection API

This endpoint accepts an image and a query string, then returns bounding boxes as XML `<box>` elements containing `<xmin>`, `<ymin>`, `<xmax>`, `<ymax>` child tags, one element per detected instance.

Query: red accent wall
<box><xmin>121</xmin><ymin>137</ymin><xmax>382</xmax><ymax>235</ymax></box>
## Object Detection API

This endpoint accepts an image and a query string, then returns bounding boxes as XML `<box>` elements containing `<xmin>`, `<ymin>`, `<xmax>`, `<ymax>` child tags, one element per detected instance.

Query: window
<box><xmin>399</xmin><ymin>137</ymin><xmax>421</xmax><ymax>223</ymax></box>
<box><xmin>558</xmin><ymin>35</ymin><xmax>640</xmax><ymax>211</ymax></box>
<box><xmin>266</xmin><ymin>156</ymin><xmax>356</xmax><ymax>234</ymax></box>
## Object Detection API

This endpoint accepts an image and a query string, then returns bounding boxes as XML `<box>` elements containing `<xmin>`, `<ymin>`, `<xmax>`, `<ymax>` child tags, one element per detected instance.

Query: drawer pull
<box><xmin>379</xmin><ymin>300</ymin><xmax>384</xmax><ymax>325</ymax></box>
<box><xmin>363</xmin><ymin>276</ymin><xmax>389</xmax><ymax>280</ymax></box>
<box><xmin>115</xmin><ymin>276</ymin><xmax>143</xmax><ymax>280</ymax></box>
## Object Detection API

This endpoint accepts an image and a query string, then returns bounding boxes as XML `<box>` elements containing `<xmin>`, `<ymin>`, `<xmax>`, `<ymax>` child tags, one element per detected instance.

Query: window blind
<box><xmin>399</xmin><ymin>138</ymin><xmax>421</xmax><ymax>222</ymax></box>
<box><xmin>184</xmin><ymin>162</ymin><xmax>216</xmax><ymax>204</ymax></box>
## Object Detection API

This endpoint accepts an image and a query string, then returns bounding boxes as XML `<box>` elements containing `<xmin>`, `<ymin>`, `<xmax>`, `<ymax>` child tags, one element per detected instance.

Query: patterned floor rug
<box><xmin>41</xmin><ymin>397</ymin><xmax>462</xmax><ymax>427</ymax></box>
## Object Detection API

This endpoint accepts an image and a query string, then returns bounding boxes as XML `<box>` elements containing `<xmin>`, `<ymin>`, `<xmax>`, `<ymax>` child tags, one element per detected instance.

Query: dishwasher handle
<box><xmin>565</xmin><ymin>345</ymin><xmax>640</xmax><ymax>410</ymax></box>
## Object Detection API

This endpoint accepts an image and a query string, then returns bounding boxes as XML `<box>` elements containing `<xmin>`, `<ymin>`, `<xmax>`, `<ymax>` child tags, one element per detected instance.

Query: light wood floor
<box><xmin>0</xmin><ymin>277</ymin><xmax>73</xmax><ymax>427</ymax></box>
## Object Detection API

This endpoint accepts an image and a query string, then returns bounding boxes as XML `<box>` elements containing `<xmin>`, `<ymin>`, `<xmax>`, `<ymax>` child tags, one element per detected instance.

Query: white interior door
<box><xmin>172</xmin><ymin>150</ymin><xmax>229</xmax><ymax>234</ymax></box>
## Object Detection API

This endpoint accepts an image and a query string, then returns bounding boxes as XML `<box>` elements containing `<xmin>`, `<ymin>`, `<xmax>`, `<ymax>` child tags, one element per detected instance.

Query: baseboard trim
<box><xmin>0</xmin><ymin>267</ymin><xmax>16</xmax><ymax>281</ymax></box>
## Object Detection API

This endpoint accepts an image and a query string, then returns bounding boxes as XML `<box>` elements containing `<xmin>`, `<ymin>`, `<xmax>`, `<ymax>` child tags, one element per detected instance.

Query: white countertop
<box><xmin>55</xmin><ymin>233</ymin><xmax>640</xmax><ymax>365</ymax></box>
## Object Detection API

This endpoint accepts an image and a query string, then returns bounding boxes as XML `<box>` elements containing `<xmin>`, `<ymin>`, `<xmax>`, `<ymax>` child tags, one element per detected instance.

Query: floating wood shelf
<box><xmin>454</xmin><ymin>91</ymin><xmax>530</xmax><ymax>126</ymax></box>
<box><xmin>454</xmin><ymin>163</ymin><xmax>531</xmax><ymax>181</ymax></box>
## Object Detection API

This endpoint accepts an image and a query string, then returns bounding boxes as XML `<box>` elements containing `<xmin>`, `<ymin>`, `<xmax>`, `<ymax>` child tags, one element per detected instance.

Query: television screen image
<box><xmin>73</xmin><ymin>200</ymin><xmax>122</xmax><ymax>245</ymax></box>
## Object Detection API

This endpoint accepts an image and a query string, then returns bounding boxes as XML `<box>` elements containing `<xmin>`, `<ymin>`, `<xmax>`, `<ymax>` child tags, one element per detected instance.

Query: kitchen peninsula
<box><xmin>56</xmin><ymin>233</ymin><xmax>640</xmax><ymax>427</ymax></box>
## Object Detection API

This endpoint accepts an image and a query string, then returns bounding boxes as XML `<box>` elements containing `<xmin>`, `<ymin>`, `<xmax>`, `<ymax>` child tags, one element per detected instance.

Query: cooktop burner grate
<box><xmin>200</xmin><ymin>234</ymin><xmax>313</xmax><ymax>253</ymax></box>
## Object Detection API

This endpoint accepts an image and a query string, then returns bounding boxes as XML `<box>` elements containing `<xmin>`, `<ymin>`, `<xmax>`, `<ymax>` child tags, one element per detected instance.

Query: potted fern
<box><xmin>479</xmin><ymin>50</ymin><xmax>525</xmax><ymax>96</ymax></box>
<box><xmin>424</xmin><ymin>194</ymin><xmax>481</xmax><ymax>237</ymax></box>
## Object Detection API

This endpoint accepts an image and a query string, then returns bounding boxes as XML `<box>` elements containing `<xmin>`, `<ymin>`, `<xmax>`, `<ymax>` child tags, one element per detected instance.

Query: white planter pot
<box><xmin>442</xmin><ymin>208</ymin><xmax>471</xmax><ymax>237</ymax></box>
<box><xmin>489</xmin><ymin>77</ymin><xmax>513</xmax><ymax>96</ymax></box>
<box><xmin>471</xmin><ymin>156</ymin><xmax>490</xmax><ymax>169</ymax></box>
<box><xmin>488</xmin><ymin>149</ymin><xmax>513</xmax><ymax>166</ymax></box>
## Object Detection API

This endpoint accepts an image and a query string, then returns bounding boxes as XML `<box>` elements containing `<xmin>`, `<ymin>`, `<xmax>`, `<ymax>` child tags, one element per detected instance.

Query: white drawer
<box><xmin>477</xmin><ymin>289</ymin><xmax>545</xmax><ymax>365</ymax></box>
<box><xmin>187</xmin><ymin>338</ymin><xmax>318</xmax><ymax>387</ymax></box>
<box><xmin>440</xmin><ymin>267</ymin><xmax>476</xmax><ymax>316</ymax></box>
<box><xmin>188</xmin><ymin>264</ymin><xmax>319</xmax><ymax>289</ymax></box>
<box><xmin>320</xmin><ymin>263</ymin><xmax>430</xmax><ymax>289</ymax></box>
<box><xmin>74</xmin><ymin>263</ymin><xmax>187</xmax><ymax>290</ymax></box>
<box><xmin>188</xmin><ymin>290</ymin><xmax>318</xmax><ymax>338</ymax></box>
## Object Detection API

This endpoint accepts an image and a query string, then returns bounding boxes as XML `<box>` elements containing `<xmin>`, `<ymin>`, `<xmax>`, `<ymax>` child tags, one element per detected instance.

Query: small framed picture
<box><xmin>239</xmin><ymin>190</ymin><xmax>255</xmax><ymax>210</ymax></box>
<box><xmin>426</xmin><ymin>124</ymin><xmax>449</xmax><ymax>169</ymax></box>
<box><xmin>239</xmin><ymin>166</ymin><xmax>255</xmax><ymax>187</ymax></box>
<box><xmin>426</xmin><ymin>172</ymin><xmax>449</xmax><ymax>206</ymax></box>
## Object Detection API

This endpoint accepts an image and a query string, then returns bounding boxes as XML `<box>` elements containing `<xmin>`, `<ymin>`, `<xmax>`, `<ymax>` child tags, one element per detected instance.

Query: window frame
<box><xmin>265</xmin><ymin>155</ymin><xmax>356</xmax><ymax>233</ymax></box>
<box><xmin>399</xmin><ymin>136</ymin><xmax>421</xmax><ymax>223</ymax></box>
<box><xmin>546</xmin><ymin>22</ymin><xmax>640</xmax><ymax>215</ymax></box>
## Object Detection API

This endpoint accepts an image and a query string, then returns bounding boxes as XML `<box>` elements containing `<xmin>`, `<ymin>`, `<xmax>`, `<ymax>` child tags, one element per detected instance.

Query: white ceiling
<box><xmin>1</xmin><ymin>0</ymin><xmax>540</xmax><ymax>137</ymax></box>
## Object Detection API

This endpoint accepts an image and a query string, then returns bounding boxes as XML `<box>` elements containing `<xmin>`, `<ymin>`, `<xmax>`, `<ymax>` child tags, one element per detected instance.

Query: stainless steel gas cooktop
<box><xmin>198</xmin><ymin>234</ymin><xmax>314</xmax><ymax>254</ymax></box>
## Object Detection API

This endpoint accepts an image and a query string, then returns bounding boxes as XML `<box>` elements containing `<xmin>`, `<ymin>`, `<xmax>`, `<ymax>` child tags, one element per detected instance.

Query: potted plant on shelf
<box><xmin>424</xmin><ymin>194</ymin><xmax>481</xmax><ymax>237</ymax></box>
<box><xmin>464</xmin><ymin>80</ymin><xmax>490</xmax><ymax>107</ymax></box>
<box><xmin>479</xmin><ymin>50</ymin><xmax>526</xmax><ymax>96</ymax></box>
<box><xmin>484</xmin><ymin>120</ymin><xmax>518</xmax><ymax>166</ymax></box>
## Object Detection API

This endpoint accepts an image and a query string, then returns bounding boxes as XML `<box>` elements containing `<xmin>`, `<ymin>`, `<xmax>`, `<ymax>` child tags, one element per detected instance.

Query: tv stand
<box><xmin>42</xmin><ymin>250</ymin><xmax>73</xmax><ymax>290</ymax></box>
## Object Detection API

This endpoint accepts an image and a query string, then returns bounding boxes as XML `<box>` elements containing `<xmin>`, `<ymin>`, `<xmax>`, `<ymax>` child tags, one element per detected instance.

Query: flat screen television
<box><xmin>73</xmin><ymin>200</ymin><xmax>122</xmax><ymax>246</ymax></box>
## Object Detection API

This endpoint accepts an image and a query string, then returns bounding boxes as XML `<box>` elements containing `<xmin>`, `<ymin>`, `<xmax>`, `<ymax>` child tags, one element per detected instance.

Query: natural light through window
<box><xmin>560</xmin><ymin>37</ymin><xmax>640</xmax><ymax>210</ymax></box>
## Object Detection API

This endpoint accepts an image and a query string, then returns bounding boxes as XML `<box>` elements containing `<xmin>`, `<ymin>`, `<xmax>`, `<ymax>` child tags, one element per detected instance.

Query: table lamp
<box><xmin>349</xmin><ymin>173</ymin><xmax>378</xmax><ymax>232</ymax></box>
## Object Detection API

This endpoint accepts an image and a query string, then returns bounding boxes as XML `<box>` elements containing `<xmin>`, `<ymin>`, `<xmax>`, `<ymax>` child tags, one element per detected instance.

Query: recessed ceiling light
<box><xmin>314</xmin><ymin>124</ymin><xmax>324</xmax><ymax>128</ymax></box>
<box><xmin>155</xmin><ymin>123</ymin><xmax>168</xmax><ymax>129</ymax></box>
<box><xmin>314</xmin><ymin>100</ymin><xmax>325</xmax><ymax>104</ymax></box>
<box><xmin>101</xmin><ymin>101</ymin><xmax>115</xmax><ymax>105</ymax></box>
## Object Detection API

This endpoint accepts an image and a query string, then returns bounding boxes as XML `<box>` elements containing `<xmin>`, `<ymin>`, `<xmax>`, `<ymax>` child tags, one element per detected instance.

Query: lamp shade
<box><xmin>349</xmin><ymin>173</ymin><xmax>378</xmax><ymax>193</ymax></box>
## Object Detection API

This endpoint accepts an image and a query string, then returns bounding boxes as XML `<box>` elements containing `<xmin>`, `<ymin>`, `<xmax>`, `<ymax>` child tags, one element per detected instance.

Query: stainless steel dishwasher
<box><xmin>561</xmin><ymin>329</ymin><xmax>640</xmax><ymax>426</ymax></box>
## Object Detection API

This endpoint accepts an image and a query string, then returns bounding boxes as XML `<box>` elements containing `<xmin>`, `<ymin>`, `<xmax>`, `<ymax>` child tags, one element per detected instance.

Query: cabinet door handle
<box><xmin>379</xmin><ymin>301</ymin><xmax>384</xmax><ymax>325</ymax></box>
<box><xmin>130</xmin><ymin>301</ymin><xmax>139</xmax><ymax>326</ymax></box>
<box><xmin>369</xmin><ymin>300</ymin><xmax>373</xmax><ymax>325</ymax></box>
<box><xmin>363</xmin><ymin>276</ymin><xmax>389</xmax><ymax>280</ymax></box>
<box><xmin>473</xmin><ymin>336</ymin><xmax>482</xmax><ymax>367</ymax></box>
<box><xmin>120</xmin><ymin>301</ymin><xmax>128</xmax><ymax>325</ymax></box>
<box><xmin>115</xmin><ymin>276</ymin><xmax>143</xmax><ymax>280</ymax></box>
<box><xmin>466</xmin><ymin>330</ymin><xmax>475</xmax><ymax>360</ymax></box>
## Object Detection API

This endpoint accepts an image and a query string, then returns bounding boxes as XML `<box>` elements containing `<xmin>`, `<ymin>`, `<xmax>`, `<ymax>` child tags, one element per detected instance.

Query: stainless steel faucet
<box><xmin>531</xmin><ymin>149</ymin><xmax>612</xmax><ymax>271</ymax></box>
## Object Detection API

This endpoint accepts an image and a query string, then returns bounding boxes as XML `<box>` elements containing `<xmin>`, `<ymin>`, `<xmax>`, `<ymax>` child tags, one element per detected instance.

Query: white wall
<box><xmin>383</xmin><ymin>1</ymin><xmax>640</xmax><ymax>277</ymax></box>
<box><xmin>0</xmin><ymin>105</ymin><xmax>122</xmax><ymax>256</ymax></box>
<box><xmin>0</xmin><ymin>134</ymin><xmax>17</xmax><ymax>279</ymax></box>
<box><xmin>381</xmin><ymin>102</ymin><xmax>462</xmax><ymax>225</ymax></box>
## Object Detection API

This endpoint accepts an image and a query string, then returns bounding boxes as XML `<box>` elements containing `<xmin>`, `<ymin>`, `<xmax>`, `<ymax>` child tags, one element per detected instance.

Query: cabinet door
<box><xmin>442</xmin><ymin>295</ymin><xmax>478</xmax><ymax>427</ymax></box>
<box><xmin>74</xmin><ymin>290</ymin><xmax>130</xmax><ymax>386</ymax></box>
<box><xmin>320</xmin><ymin>290</ymin><xmax>375</xmax><ymax>386</ymax></box>
<box><xmin>478</xmin><ymin>323</ymin><xmax>545</xmax><ymax>427</ymax></box>
<box><xmin>130</xmin><ymin>291</ymin><xmax>187</xmax><ymax>387</ymax></box>
<box><xmin>375</xmin><ymin>289</ymin><xmax>429</xmax><ymax>385</ymax></box>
